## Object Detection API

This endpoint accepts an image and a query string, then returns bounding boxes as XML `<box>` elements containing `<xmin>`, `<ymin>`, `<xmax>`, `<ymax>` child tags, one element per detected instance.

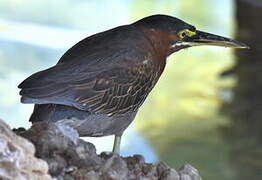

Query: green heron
<box><xmin>18</xmin><ymin>15</ymin><xmax>248</xmax><ymax>154</ymax></box>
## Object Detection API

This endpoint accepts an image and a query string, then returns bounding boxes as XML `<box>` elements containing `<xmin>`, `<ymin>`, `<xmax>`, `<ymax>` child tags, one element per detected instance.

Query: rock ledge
<box><xmin>1</xmin><ymin>119</ymin><xmax>202</xmax><ymax>180</ymax></box>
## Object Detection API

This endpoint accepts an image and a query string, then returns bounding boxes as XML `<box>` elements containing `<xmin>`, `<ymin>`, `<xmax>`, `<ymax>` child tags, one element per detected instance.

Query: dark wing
<box><xmin>19</xmin><ymin>59</ymin><xmax>159</xmax><ymax>116</ymax></box>
<box><xmin>19</xmin><ymin>26</ymin><xmax>160</xmax><ymax>115</ymax></box>
<box><xmin>69</xmin><ymin>61</ymin><xmax>158</xmax><ymax>115</ymax></box>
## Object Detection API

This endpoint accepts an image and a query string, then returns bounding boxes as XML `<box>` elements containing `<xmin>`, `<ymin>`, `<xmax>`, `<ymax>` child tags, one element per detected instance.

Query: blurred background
<box><xmin>0</xmin><ymin>0</ymin><xmax>261</xmax><ymax>179</ymax></box>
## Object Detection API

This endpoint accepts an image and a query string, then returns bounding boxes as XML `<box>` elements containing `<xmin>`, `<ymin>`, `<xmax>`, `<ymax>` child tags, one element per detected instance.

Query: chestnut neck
<box><xmin>138</xmin><ymin>27</ymin><xmax>171</xmax><ymax>60</ymax></box>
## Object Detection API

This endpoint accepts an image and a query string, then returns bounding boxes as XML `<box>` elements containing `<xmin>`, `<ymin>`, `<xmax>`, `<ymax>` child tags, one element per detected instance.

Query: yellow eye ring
<box><xmin>178</xmin><ymin>29</ymin><xmax>196</xmax><ymax>39</ymax></box>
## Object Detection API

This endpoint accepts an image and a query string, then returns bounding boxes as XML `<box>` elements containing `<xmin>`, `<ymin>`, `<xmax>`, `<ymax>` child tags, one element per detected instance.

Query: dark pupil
<box><xmin>182</xmin><ymin>32</ymin><xmax>186</xmax><ymax>37</ymax></box>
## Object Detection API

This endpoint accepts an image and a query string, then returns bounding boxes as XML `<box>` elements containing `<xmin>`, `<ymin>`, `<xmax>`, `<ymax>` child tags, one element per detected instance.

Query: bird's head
<box><xmin>133</xmin><ymin>15</ymin><xmax>248</xmax><ymax>57</ymax></box>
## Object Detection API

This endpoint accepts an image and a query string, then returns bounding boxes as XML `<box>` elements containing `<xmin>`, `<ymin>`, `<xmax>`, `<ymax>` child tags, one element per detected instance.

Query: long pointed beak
<box><xmin>186</xmin><ymin>30</ymin><xmax>249</xmax><ymax>49</ymax></box>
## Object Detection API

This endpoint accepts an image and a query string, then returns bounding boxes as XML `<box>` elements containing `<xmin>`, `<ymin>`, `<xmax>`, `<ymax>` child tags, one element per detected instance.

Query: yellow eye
<box><xmin>178</xmin><ymin>29</ymin><xmax>196</xmax><ymax>39</ymax></box>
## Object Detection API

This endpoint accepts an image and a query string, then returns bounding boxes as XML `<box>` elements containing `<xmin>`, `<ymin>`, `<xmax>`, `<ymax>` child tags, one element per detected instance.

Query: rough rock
<box><xmin>15</xmin><ymin>121</ymin><xmax>202</xmax><ymax>180</ymax></box>
<box><xmin>0</xmin><ymin>119</ymin><xmax>52</xmax><ymax>180</ymax></box>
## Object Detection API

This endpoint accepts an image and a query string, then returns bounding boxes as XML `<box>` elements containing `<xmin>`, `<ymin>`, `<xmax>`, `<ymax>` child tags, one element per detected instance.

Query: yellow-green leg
<box><xmin>112</xmin><ymin>135</ymin><xmax>122</xmax><ymax>154</ymax></box>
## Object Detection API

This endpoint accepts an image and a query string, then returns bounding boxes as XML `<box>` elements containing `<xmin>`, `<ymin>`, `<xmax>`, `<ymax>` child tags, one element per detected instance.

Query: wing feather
<box><xmin>19</xmin><ymin>25</ymin><xmax>161</xmax><ymax>115</ymax></box>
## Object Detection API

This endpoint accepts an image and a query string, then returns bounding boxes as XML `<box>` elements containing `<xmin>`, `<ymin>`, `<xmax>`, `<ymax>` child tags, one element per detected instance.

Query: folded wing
<box><xmin>19</xmin><ymin>27</ymin><xmax>159</xmax><ymax>115</ymax></box>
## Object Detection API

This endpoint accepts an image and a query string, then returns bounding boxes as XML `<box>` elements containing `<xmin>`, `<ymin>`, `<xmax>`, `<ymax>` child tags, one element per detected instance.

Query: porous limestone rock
<box><xmin>0</xmin><ymin>119</ymin><xmax>52</xmax><ymax>180</ymax></box>
<box><xmin>17</xmin><ymin>121</ymin><xmax>202</xmax><ymax>180</ymax></box>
